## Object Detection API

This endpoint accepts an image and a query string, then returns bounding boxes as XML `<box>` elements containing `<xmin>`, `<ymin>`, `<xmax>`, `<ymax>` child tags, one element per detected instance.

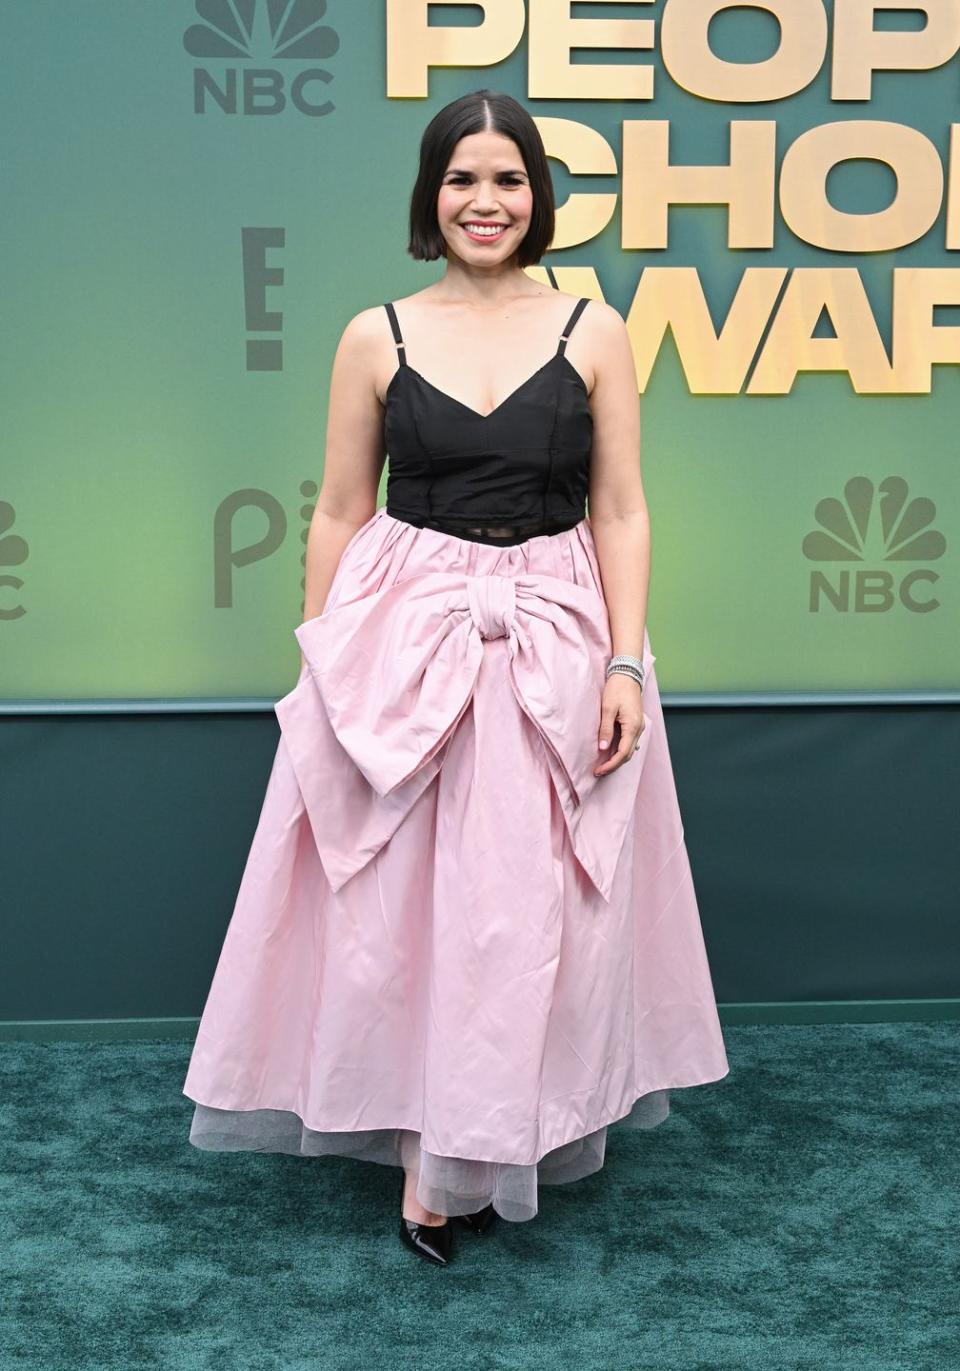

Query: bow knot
<box><xmin>468</xmin><ymin>573</ymin><xmax>516</xmax><ymax>641</ymax></box>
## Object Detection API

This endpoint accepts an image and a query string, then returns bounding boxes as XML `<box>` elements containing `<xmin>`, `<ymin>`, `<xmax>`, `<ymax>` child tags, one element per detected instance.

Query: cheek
<box><xmin>436</xmin><ymin>188</ymin><xmax>460</xmax><ymax>222</ymax></box>
<box><xmin>513</xmin><ymin>188</ymin><xmax>534</xmax><ymax>221</ymax></box>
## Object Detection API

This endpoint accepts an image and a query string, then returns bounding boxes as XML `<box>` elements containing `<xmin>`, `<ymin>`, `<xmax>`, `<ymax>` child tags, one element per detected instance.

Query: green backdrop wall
<box><xmin>2</xmin><ymin>0</ymin><xmax>957</xmax><ymax>700</ymax></box>
<box><xmin>1</xmin><ymin>3</ymin><xmax>958</xmax><ymax>1028</ymax></box>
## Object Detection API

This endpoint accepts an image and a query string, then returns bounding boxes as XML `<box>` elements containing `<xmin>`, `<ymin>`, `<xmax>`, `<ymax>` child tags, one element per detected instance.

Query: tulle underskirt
<box><xmin>188</xmin><ymin>1089</ymin><xmax>671</xmax><ymax>1223</ymax></box>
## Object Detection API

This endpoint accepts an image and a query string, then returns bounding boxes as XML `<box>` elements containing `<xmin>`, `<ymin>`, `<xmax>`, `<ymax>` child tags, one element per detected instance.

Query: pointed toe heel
<box><xmin>454</xmin><ymin>1202</ymin><xmax>497</xmax><ymax>1235</ymax></box>
<box><xmin>399</xmin><ymin>1215</ymin><xmax>454</xmax><ymax>1266</ymax></box>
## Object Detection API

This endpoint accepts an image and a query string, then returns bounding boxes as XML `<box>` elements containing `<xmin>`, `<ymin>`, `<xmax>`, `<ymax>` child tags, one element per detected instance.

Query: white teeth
<box><xmin>463</xmin><ymin>224</ymin><xmax>506</xmax><ymax>236</ymax></box>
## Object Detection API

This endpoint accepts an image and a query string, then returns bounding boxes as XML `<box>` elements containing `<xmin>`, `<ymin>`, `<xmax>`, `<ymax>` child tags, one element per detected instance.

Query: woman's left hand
<box><xmin>594</xmin><ymin>672</ymin><xmax>646</xmax><ymax>777</ymax></box>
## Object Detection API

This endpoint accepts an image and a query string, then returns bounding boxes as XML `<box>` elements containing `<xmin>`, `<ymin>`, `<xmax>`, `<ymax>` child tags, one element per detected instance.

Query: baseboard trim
<box><xmin>2</xmin><ymin>692</ymin><xmax>959</xmax><ymax>715</ymax></box>
<box><xmin>716</xmin><ymin>999</ymin><xmax>960</xmax><ymax>1025</ymax></box>
<box><xmin>1</xmin><ymin>999</ymin><xmax>958</xmax><ymax>1042</ymax></box>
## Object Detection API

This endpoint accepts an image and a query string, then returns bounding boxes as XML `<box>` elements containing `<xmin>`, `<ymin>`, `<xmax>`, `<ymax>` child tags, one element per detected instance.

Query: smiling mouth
<box><xmin>460</xmin><ymin>222</ymin><xmax>509</xmax><ymax>241</ymax></box>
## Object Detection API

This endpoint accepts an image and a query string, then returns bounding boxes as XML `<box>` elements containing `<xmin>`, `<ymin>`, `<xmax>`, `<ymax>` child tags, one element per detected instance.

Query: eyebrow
<box><xmin>444</xmin><ymin>167</ymin><xmax>528</xmax><ymax>177</ymax></box>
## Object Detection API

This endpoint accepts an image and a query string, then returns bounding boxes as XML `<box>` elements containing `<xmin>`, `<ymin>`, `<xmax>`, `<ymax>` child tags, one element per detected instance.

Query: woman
<box><xmin>183</xmin><ymin>89</ymin><xmax>729</xmax><ymax>1267</ymax></box>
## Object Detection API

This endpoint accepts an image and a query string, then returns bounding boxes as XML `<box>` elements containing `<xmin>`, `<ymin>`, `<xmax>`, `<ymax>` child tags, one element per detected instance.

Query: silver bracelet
<box><xmin>606</xmin><ymin>653</ymin><xmax>644</xmax><ymax>690</ymax></box>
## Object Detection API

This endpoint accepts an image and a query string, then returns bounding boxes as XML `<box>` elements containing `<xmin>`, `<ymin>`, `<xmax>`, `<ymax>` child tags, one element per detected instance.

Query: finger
<box><xmin>595</xmin><ymin>722</ymin><xmax>638</xmax><ymax>776</ymax></box>
<box><xmin>597</xmin><ymin>713</ymin><xmax>647</xmax><ymax>774</ymax></box>
<box><xmin>598</xmin><ymin>704</ymin><xmax>619</xmax><ymax>750</ymax></box>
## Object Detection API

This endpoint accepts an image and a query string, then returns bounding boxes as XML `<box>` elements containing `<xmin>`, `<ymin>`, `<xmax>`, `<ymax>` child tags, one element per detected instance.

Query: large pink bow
<box><xmin>274</xmin><ymin>569</ymin><xmax>655</xmax><ymax>901</ymax></box>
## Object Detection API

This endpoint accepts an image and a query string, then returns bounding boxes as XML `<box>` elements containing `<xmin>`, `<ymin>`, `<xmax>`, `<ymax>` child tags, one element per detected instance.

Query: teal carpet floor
<box><xmin>2</xmin><ymin>1022</ymin><xmax>957</xmax><ymax>1370</ymax></box>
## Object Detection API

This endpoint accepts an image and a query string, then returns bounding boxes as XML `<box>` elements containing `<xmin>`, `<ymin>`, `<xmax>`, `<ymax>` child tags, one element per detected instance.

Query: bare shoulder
<box><xmin>336</xmin><ymin>303</ymin><xmax>392</xmax><ymax>353</ymax></box>
<box><xmin>577</xmin><ymin>296</ymin><xmax>627</xmax><ymax>339</ymax></box>
<box><xmin>584</xmin><ymin>299</ymin><xmax>634</xmax><ymax>373</ymax></box>
<box><xmin>570</xmin><ymin>296</ymin><xmax>629</xmax><ymax>355</ymax></box>
<box><xmin>328</xmin><ymin>304</ymin><xmax>398</xmax><ymax>396</ymax></box>
<box><xmin>561</xmin><ymin>297</ymin><xmax>630</xmax><ymax>394</ymax></box>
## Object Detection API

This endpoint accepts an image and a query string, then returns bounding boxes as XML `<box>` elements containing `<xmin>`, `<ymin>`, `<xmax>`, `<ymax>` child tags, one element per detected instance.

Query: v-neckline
<box><xmin>387</xmin><ymin>353</ymin><xmax>588</xmax><ymax>422</ymax></box>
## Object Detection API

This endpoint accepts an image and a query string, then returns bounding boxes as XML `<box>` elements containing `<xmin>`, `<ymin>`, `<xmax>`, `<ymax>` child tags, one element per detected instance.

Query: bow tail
<box><xmin>509</xmin><ymin>637</ymin><xmax>658</xmax><ymax>903</ymax></box>
<box><xmin>546</xmin><ymin>727</ymin><xmax>651</xmax><ymax>902</ymax></box>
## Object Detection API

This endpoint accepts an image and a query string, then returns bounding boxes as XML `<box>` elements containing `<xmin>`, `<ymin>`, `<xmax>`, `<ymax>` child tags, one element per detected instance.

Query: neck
<box><xmin>433</xmin><ymin>258</ymin><xmax>543</xmax><ymax>309</ymax></box>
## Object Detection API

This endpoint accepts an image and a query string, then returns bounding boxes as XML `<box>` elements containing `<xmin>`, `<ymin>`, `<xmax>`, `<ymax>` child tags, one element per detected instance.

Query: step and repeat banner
<box><xmin>2</xmin><ymin>0</ymin><xmax>957</xmax><ymax>699</ymax></box>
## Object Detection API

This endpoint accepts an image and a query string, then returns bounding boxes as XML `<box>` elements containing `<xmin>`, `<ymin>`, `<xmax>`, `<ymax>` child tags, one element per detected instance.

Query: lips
<box><xmin>460</xmin><ymin>222</ymin><xmax>509</xmax><ymax>242</ymax></box>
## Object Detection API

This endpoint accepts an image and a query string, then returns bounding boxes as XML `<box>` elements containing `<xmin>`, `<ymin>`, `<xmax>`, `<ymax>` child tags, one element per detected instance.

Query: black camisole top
<box><xmin>382</xmin><ymin>297</ymin><xmax>593</xmax><ymax>547</ymax></box>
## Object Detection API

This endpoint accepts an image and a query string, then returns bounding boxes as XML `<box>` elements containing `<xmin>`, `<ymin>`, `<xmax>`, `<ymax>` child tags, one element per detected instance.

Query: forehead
<box><xmin>444</xmin><ymin>130</ymin><xmax>526</xmax><ymax>171</ymax></box>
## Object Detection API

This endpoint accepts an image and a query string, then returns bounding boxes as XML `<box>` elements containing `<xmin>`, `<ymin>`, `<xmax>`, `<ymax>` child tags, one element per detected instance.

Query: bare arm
<box><xmin>584</xmin><ymin>302</ymin><xmax>650</xmax><ymax>775</ymax></box>
<box><xmin>586</xmin><ymin>301</ymin><xmax>650</xmax><ymax>659</ymax></box>
<box><xmin>299</xmin><ymin>309</ymin><xmax>388</xmax><ymax>665</ymax></box>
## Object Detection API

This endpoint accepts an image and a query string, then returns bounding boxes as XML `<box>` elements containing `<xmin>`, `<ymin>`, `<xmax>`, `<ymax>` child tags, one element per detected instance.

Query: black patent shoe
<box><xmin>454</xmin><ymin>1202</ymin><xmax>497</xmax><ymax>1235</ymax></box>
<box><xmin>399</xmin><ymin>1214</ymin><xmax>453</xmax><ymax>1266</ymax></box>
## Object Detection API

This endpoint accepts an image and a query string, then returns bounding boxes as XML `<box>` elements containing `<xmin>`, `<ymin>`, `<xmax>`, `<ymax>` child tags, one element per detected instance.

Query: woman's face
<box><xmin>436</xmin><ymin>130</ymin><xmax>534</xmax><ymax>264</ymax></box>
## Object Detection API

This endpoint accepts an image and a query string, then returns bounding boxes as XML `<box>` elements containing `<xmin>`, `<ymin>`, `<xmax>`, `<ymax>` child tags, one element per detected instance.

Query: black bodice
<box><xmin>382</xmin><ymin>297</ymin><xmax>593</xmax><ymax>547</ymax></box>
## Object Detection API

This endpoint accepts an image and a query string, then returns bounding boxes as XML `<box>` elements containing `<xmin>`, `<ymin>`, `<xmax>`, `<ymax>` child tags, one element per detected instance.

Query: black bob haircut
<box><xmin>407</xmin><ymin>89</ymin><xmax>556</xmax><ymax>268</ymax></box>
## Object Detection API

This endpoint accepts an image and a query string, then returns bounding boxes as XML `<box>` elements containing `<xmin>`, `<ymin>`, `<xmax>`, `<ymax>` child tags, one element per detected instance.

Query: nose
<box><xmin>468</xmin><ymin>574</ymin><xmax>516</xmax><ymax>640</ymax></box>
<box><xmin>470</xmin><ymin>182</ymin><xmax>501</xmax><ymax>208</ymax></box>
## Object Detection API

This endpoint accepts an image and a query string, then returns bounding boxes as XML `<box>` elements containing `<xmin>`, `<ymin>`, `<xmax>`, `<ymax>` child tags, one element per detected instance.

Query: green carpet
<box><xmin>2</xmin><ymin>1023</ymin><xmax>957</xmax><ymax>1370</ymax></box>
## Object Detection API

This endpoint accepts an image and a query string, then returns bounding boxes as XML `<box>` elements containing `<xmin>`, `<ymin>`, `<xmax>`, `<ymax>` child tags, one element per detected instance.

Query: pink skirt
<box><xmin>182</xmin><ymin>507</ymin><xmax>729</xmax><ymax>1222</ymax></box>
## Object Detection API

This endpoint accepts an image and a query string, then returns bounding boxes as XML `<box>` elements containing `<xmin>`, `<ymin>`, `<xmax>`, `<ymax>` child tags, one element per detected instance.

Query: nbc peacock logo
<box><xmin>802</xmin><ymin>476</ymin><xmax>945</xmax><ymax>614</ymax></box>
<box><xmin>183</xmin><ymin>0</ymin><xmax>340</xmax><ymax>117</ymax></box>
<box><xmin>0</xmin><ymin>501</ymin><xmax>29</xmax><ymax>621</ymax></box>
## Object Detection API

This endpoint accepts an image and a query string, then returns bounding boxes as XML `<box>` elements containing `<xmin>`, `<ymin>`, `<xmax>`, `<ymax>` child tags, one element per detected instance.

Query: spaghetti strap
<box><xmin>384</xmin><ymin>302</ymin><xmax>407</xmax><ymax>365</ymax></box>
<box><xmin>557</xmin><ymin>298</ymin><xmax>589</xmax><ymax>356</ymax></box>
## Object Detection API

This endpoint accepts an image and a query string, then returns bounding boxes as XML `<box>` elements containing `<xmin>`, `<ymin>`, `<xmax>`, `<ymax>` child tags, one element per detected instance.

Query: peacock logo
<box><xmin>802</xmin><ymin>477</ymin><xmax>945</xmax><ymax>613</ymax></box>
<box><xmin>184</xmin><ymin>0</ymin><xmax>340</xmax><ymax>117</ymax></box>
<box><xmin>0</xmin><ymin>501</ymin><xmax>29</xmax><ymax>621</ymax></box>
